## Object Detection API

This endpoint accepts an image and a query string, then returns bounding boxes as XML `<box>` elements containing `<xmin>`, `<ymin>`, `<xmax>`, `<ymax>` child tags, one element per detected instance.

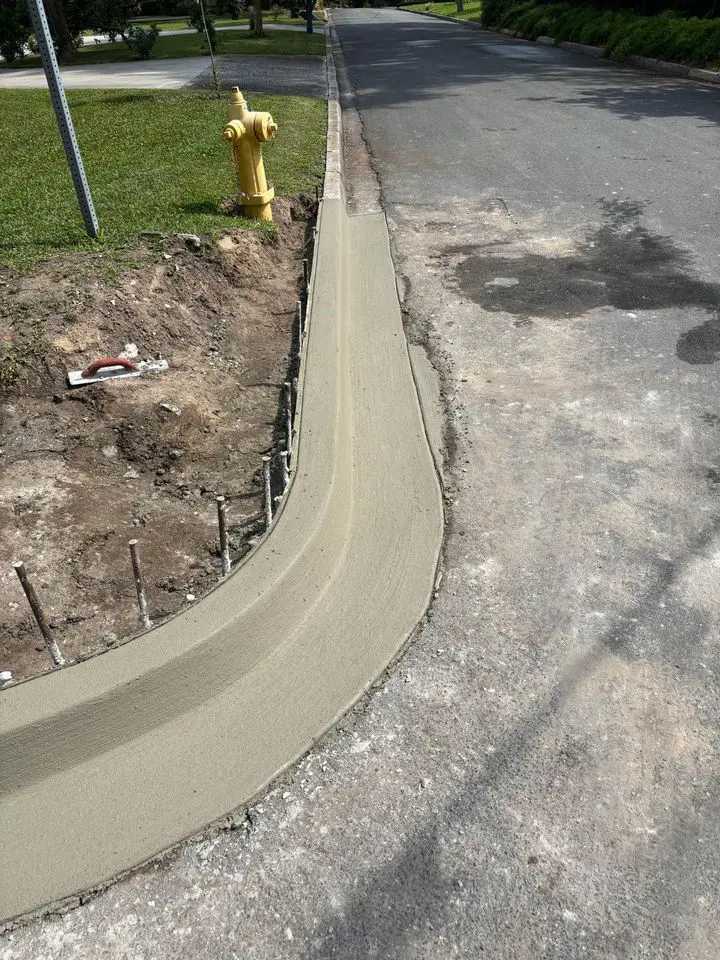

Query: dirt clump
<box><xmin>0</xmin><ymin>196</ymin><xmax>314</xmax><ymax>682</ymax></box>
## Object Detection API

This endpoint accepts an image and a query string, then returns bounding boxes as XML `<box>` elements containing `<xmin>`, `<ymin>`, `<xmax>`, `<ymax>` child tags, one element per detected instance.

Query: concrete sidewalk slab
<box><xmin>0</xmin><ymin>57</ymin><xmax>211</xmax><ymax>89</ymax></box>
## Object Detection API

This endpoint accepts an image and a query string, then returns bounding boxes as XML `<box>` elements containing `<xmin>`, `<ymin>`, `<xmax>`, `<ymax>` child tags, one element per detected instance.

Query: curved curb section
<box><xmin>0</xmin><ymin>46</ymin><xmax>443</xmax><ymax>924</ymax></box>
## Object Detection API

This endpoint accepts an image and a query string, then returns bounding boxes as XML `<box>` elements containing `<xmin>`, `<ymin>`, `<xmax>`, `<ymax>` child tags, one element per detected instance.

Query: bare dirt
<box><xmin>0</xmin><ymin>196</ymin><xmax>315</xmax><ymax>683</ymax></box>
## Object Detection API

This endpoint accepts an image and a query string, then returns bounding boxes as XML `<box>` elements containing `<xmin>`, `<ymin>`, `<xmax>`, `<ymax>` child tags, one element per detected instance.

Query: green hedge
<box><xmin>481</xmin><ymin>0</ymin><xmax>720</xmax><ymax>67</ymax></box>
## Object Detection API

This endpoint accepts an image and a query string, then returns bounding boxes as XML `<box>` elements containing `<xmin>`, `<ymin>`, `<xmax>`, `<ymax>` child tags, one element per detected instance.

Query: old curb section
<box><xmin>399</xmin><ymin>7</ymin><xmax>720</xmax><ymax>87</ymax></box>
<box><xmin>0</xmin><ymin>29</ymin><xmax>443</xmax><ymax>925</ymax></box>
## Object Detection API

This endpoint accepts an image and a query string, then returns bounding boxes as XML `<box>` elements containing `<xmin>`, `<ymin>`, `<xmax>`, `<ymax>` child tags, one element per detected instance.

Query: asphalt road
<box><xmin>3</xmin><ymin>10</ymin><xmax>720</xmax><ymax>959</ymax></box>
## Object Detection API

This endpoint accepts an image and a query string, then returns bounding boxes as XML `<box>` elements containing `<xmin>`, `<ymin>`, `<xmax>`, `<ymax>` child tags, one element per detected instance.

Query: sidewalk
<box><xmin>0</xmin><ymin>53</ymin><xmax>326</xmax><ymax>94</ymax></box>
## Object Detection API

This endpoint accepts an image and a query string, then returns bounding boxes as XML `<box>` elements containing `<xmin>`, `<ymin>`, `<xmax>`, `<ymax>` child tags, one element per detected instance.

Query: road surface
<box><xmin>3</xmin><ymin>10</ymin><xmax>720</xmax><ymax>959</ymax></box>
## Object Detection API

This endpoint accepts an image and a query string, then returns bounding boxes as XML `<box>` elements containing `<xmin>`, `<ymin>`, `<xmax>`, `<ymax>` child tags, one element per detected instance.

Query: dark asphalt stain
<box><xmin>676</xmin><ymin>315</ymin><xmax>720</xmax><ymax>364</ymax></box>
<box><xmin>448</xmin><ymin>199</ymin><xmax>719</xmax><ymax>325</ymax></box>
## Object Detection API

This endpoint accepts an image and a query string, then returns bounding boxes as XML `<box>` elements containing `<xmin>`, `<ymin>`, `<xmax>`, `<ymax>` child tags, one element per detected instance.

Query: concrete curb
<box><xmin>398</xmin><ymin>7</ymin><xmax>720</xmax><ymax>87</ymax></box>
<box><xmin>0</xmin><ymin>19</ymin><xmax>442</xmax><ymax>926</ymax></box>
<box><xmin>324</xmin><ymin>21</ymin><xmax>343</xmax><ymax>201</ymax></box>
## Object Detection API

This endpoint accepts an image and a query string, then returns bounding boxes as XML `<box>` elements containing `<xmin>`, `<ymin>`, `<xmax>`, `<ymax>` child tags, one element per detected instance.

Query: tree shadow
<box><xmin>333</xmin><ymin>12</ymin><xmax>720</xmax><ymax>127</ymax></box>
<box><xmin>296</xmin><ymin>510</ymin><xmax>720</xmax><ymax>958</ymax></box>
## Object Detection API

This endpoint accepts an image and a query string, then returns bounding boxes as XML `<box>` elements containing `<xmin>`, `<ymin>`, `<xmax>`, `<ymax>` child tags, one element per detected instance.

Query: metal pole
<box><xmin>262</xmin><ymin>456</ymin><xmax>273</xmax><ymax>528</ymax></box>
<box><xmin>306</xmin><ymin>0</ymin><xmax>313</xmax><ymax>34</ymax></box>
<box><xmin>284</xmin><ymin>381</ymin><xmax>293</xmax><ymax>460</ymax></box>
<box><xmin>280</xmin><ymin>450</ymin><xmax>290</xmax><ymax>488</ymax></box>
<box><xmin>216</xmin><ymin>495</ymin><xmax>231</xmax><ymax>576</ymax></box>
<box><xmin>128</xmin><ymin>540</ymin><xmax>152</xmax><ymax>629</ymax></box>
<box><xmin>13</xmin><ymin>561</ymin><xmax>65</xmax><ymax>667</ymax></box>
<box><xmin>26</xmin><ymin>0</ymin><xmax>100</xmax><ymax>239</ymax></box>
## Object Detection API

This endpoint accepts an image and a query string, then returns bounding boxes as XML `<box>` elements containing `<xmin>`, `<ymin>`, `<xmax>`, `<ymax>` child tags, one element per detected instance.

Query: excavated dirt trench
<box><xmin>0</xmin><ymin>196</ymin><xmax>314</xmax><ymax>682</ymax></box>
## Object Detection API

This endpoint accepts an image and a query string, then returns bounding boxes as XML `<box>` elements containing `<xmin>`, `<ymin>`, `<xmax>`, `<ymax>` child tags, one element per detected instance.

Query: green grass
<box><xmin>0</xmin><ymin>89</ymin><xmax>327</xmax><ymax>267</ymax></box>
<box><xmin>137</xmin><ymin>16</ymin><xmax>309</xmax><ymax>31</ymax></box>
<box><xmin>2</xmin><ymin>29</ymin><xmax>325</xmax><ymax>69</ymax></box>
<box><xmin>401</xmin><ymin>1</ymin><xmax>483</xmax><ymax>22</ymax></box>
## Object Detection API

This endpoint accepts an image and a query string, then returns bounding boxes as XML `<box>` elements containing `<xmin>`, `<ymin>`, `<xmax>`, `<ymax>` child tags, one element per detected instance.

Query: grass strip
<box><xmin>1</xmin><ymin>29</ymin><xmax>325</xmax><ymax>70</ymax></box>
<box><xmin>400</xmin><ymin>1</ymin><xmax>483</xmax><ymax>23</ymax></box>
<box><xmin>0</xmin><ymin>89</ymin><xmax>327</xmax><ymax>267</ymax></box>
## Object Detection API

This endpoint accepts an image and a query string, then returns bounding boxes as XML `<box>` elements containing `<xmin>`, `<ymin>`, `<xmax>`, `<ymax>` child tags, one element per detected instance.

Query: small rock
<box><xmin>159</xmin><ymin>403</ymin><xmax>181</xmax><ymax>417</ymax></box>
<box><xmin>119</xmin><ymin>343</ymin><xmax>139</xmax><ymax>360</ymax></box>
<box><xmin>186</xmin><ymin>593</ymin><xmax>196</xmax><ymax>602</ymax></box>
<box><xmin>0</xmin><ymin>671</ymin><xmax>13</xmax><ymax>688</ymax></box>
<box><xmin>169</xmin><ymin>449</ymin><xmax>183</xmax><ymax>460</ymax></box>
<box><xmin>178</xmin><ymin>233</ymin><xmax>202</xmax><ymax>250</ymax></box>
<box><xmin>124</xmin><ymin>469</ymin><xmax>140</xmax><ymax>480</ymax></box>
<box><xmin>52</xmin><ymin>393</ymin><xmax>64</xmax><ymax>404</ymax></box>
<box><xmin>35</xmin><ymin>644</ymin><xmax>44</xmax><ymax>652</ymax></box>
<box><xmin>104</xmin><ymin>632</ymin><xmax>118</xmax><ymax>646</ymax></box>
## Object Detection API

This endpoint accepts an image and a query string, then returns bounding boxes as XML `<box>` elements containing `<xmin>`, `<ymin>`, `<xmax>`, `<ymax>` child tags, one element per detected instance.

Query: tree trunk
<box><xmin>456</xmin><ymin>0</ymin><xmax>465</xmax><ymax>11</ymax></box>
<box><xmin>252</xmin><ymin>0</ymin><xmax>264</xmax><ymax>36</ymax></box>
<box><xmin>43</xmin><ymin>0</ymin><xmax>76</xmax><ymax>61</ymax></box>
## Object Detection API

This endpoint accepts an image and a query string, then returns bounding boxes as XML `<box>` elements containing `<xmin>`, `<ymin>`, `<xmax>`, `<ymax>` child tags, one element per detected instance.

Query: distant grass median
<box><xmin>1</xmin><ymin>29</ymin><xmax>325</xmax><ymax>70</ymax></box>
<box><xmin>0</xmin><ymin>89</ymin><xmax>326</xmax><ymax>266</ymax></box>
<box><xmin>401</xmin><ymin>1</ymin><xmax>483</xmax><ymax>22</ymax></box>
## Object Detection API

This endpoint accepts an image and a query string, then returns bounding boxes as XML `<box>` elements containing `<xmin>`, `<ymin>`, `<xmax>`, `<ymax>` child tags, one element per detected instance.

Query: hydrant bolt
<box><xmin>222</xmin><ymin>86</ymin><xmax>277</xmax><ymax>222</ymax></box>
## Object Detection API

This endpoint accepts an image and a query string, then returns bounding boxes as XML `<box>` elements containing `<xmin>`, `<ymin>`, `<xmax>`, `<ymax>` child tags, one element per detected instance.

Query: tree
<box><xmin>43</xmin><ymin>0</ymin><xmax>77</xmax><ymax>60</ymax></box>
<box><xmin>250</xmin><ymin>0</ymin><xmax>264</xmax><ymax>36</ymax></box>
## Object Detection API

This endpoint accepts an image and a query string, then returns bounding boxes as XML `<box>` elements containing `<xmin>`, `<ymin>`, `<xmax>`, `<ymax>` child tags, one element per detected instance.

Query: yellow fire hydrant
<box><xmin>222</xmin><ymin>87</ymin><xmax>278</xmax><ymax>222</ymax></box>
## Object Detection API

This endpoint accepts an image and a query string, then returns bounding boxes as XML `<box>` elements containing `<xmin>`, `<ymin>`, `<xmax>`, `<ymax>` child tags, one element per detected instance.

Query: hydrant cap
<box><xmin>253</xmin><ymin>112</ymin><xmax>278</xmax><ymax>143</ymax></box>
<box><xmin>223</xmin><ymin>119</ymin><xmax>245</xmax><ymax>142</ymax></box>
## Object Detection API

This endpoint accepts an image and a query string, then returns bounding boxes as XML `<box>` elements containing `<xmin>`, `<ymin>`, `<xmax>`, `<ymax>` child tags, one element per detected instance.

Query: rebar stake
<box><xmin>303</xmin><ymin>257</ymin><xmax>309</xmax><ymax>293</ymax></box>
<box><xmin>13</xmin><ymin>561</ymin><xmax>65</xmax><ymax>667</ymax></box>
<box><xmin>292</xmin><ymin>376</ymin><xmax>298</xmax><ymax>417</ymax></box>
<box><xmin>296</xmin><ymin>299</ymin><xmax>303</xmax><ymax>344</ymax></box>
<box><xmin>284</xmin><ymin>381</ymin><xmax>293</xmax><ymax>460</ymax></box>
<box><xmin>280</xmin><ymin>450</ymin><xmax>290</xmax><ymax>488</ymax></box>
<box><xmin>263</xmin><ymin>456</ymin><xmax>273</xmax><ymax>529</ymax></box>
<box><xmin>128</xmin><ymin>539</ymin><xmax>152</xmax><ymax>630</ymax></box>
<box><xmin>216</xmin><ymin>496</ymin><xmax>231</xmax><ymax>577</ymax></box>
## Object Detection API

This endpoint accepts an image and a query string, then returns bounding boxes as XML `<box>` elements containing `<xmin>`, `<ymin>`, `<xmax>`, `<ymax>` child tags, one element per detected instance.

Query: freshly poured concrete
<box><xmin>0</xmin><ymin>199</ymin><xmax>442</xmax><ymax>922</ymax></box>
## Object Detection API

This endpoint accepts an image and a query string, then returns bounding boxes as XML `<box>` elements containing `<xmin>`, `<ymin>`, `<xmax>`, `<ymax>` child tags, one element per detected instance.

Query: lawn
<box><xmin>0</xmin><ymin>89</ymin><xmax>327</xmax><ymax>266</ymax></box>
<box><xmin>401</xmin><ymin>1</ymin><xmax>483</xmax><ymax>22</ymax></box>
<box><xmin>1</xmin><ymin>29</ymin><xmax>325</xmax><ymax>69</ymax></box>
<box><xmin>132</xmin><ymin>16</ymin><xmax>311</xmax><ymax>31</ymax></box>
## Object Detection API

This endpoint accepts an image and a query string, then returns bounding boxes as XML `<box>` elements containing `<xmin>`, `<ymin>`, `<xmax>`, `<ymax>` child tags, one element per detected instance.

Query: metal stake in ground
<box><xmin>263</xmin><ymin>456</ymin><xmax>273</xmax><ymax>528</ymax></box>
<box><xmin>292</xmin><ymin>376</ymin><xmax>299</xmax><ymax>417</ymax></box>
<box><xmin>25</xmin><ymin>0</ymin><xmax>99</xmax><ymax>239</ymax></box>
<box><xmin>216</xmin><ymin>496</ymin><xmax>231</xmax><ymax>577</ymax></box>
<box><xmin>303</xmin><ymin>258</ymin><xmax>310</xmax><ymax>296</ymax></box>
<box><xmin>280</xmin><ymin>450</ymin><xmax>290</xmax><ymax>488</ymax></box>
<box><xmin>284</xmin><ymin>381</ymin><xmax>293</xmax><ymax>460</ymax></box>
<box><xmin>128</xmin><ymin>540</ymin><xmax>152</xmax><ymax>630</ymax></box>
<box><xmin>297</xmin><ymin>299</ymin><xmax>304</xmax><ymax>344</ymax></box>
<box><xmin>13</xmin><ymin>562</ymin><xmax>65</xmax><ymax>668</ymax></box>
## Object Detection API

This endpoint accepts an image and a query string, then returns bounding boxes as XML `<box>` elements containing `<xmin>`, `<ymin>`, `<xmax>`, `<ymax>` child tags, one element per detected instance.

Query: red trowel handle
<box><xmin>81</xmin><ymin>357</ymin><xmax>138</xmax><ymax>378</ymax></box>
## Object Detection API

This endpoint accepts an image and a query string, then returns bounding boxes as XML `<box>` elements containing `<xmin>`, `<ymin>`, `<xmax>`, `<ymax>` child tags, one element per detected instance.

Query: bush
<box><xmin>187</xmin><ymin>5</ymin><xmax>217</xmax><ymax>48</ymax></box>
<box><xmin>481</xmin><ymin>0</ymin><xmax>720</xmax><ymax>67</ymax></box>
<box><xmin>123</xmin><ymin>23</ymin><xmax>160</xmax><ymax>58</ymax></box>
<box><xmin>0</xmin><ymin>0</ymin><xmax>32</xmax><ymax>63</ymax></box>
